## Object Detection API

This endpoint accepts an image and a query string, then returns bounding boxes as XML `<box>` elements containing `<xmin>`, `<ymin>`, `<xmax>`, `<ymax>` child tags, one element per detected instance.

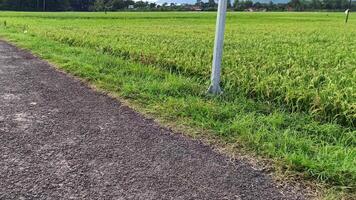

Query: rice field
<box><xmin>0</xmin><ymin>11</ymin><xmax>355</xmax><ymax>195</ymax></box>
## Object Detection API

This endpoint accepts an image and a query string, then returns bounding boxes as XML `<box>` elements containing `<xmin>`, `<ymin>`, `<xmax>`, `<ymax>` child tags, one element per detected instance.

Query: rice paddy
<box><xmin>0</xmin><ymin>11</ymin><xmax>355</xmax><ymax>196</ymax></box>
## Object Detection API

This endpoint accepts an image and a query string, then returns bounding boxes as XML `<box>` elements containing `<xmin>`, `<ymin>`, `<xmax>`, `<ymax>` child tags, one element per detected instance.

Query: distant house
<box><xmin>245</xmin><ymin>7</ymin><xmax>267</xmax><ymax>12</ymax></box>
<box><xmin>128</xmin><ymin>5</ymin><xmax>134</xmax><ymax>9</ymax></box>
<box><xmin>287</xmin><ymin>6</ymin><xmax>294</xmax><ymax>11</ymax></box>
<box><xmin>191</xmin><ymin>6</ymin><xmax>202</xmax><ymax>11</ymax></box>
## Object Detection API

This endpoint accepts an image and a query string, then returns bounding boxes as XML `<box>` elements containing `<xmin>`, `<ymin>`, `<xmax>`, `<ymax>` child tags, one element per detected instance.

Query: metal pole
<box><xmin>345</xmin><ymin>0</ymin><xmax>352</xmax><ymax>23</ymax></box>
<box><xmin>43</xmin><ymin>0</ymin><xmax>46</xmax><ymax>12</ymax></box>
<box><xmin>208</xmin><ymin>0</ymin><xmax>228</xmax><ymax>95</ymax></box>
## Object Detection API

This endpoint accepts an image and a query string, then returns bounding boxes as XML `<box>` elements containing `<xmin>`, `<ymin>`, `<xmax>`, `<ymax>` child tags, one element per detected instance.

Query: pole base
<box><xmin>207</xmin><ymin>84</ymin><xmax>222</xmax><ymax>95</ymax></box>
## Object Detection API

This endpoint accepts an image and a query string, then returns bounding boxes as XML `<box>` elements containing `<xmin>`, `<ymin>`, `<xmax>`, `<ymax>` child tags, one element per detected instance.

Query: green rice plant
<box><xmin>1</xmin><ymin>12</ymin><xmax>352</xmax><ymax>126</ymax></box>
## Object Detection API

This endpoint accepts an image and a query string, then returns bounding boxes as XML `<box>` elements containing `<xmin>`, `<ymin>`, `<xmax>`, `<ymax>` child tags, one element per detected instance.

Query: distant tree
<box><xmin>149</xmin><ymin>2</ymin><xmax>156</xmax><ymax>8</ymax></box>
<box><xmin>288</xmin><ymin>0</ymin><xmax>304</xmax><ymax>10</ymax></box>
<box><xmin>112</xmin><ymin>0</ymin><xmax>134</xmax><ymax>10</ymax></box>
<box><xmin>227</xmin><ymin>0</ymin><xmax>232</xmax><ymax>8</ymax></box>
<box><xmin>310</xmin><ymin>0</ymin><xmax>322</xmax><ymax>9</ymax></box>
<box><xmin>254</xmin><ymin>2</ymin><xmax>262</xmax><ymax>8</ymax></box>
<box><xmin>237</xmin><ymin>0</ymin><xmax>253</xmax><ymax>10</ymax></box>
<box><xmin>245</xmin><ymin>0</ymin><xmax>253</xmax><ymax>8</ymax></box>
<box><xmin>208</xmin><ymin>0</ymin><xmax>216</xmax><ymax>8</ymax></box>
<box><xmin>69</xmin><ymin>0</ymin><xmax>96</xmax><ymax>11</ymax></box>
<box><xmin>93</xmin><ymin>0</ymin><xmax>111</xmax><ymax>11</ymax></box>
<box><xmin>135</xmin><ymin>0</ymin><xmax>148</xmax><ymax>9</ymax></box>
<box><xmin>233</xmin><ymin>0</ymin><xmax>239</xmax><ymax>9</ymax></box>
<box><xmin>43</xmin><ymin>0</ymin><xmax>71</xmax><ymax>11</ymax></box>
<box><xmin>195</xmin><ymin>0</ymin><xmax>203</xmax><ymax>7</ymax></box>
<box><xmin>268</xmin><ymin>1</ymin><xmax>275</xmax><ymax>10</ymax></box>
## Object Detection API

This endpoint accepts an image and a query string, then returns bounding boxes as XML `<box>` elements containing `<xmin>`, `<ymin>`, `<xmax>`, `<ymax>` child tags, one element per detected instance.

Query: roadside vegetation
<box><xmin>0</xmin><ymin>12</ymin><xmax>355</xmax><ymax>198</ymax></box>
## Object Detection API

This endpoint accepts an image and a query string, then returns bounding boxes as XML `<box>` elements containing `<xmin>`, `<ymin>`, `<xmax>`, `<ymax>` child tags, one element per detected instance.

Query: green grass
<box><xmin>0</xmin><ymin>11</ymin><xmax>355</xmax><ymax>197</ymax></box>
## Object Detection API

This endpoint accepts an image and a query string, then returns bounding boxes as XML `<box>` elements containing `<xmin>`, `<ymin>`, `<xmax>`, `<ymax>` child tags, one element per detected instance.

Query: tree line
<box><xmin>0</xmin><ymin>0</ymin><xmax>134</xmax><ymax>11</ymax></box>
<box><xmin>0</xmin><ymin>0</ymin><xmax>354</xmax><ymax>11</ymax></box>
<box><xmin>232</xmin><ymin>0</ymin><xmax>354</xmax><ymax>11</ymax></box>
<box><xmin>0</xmin><ymin>0</ymin><xmax>93</xmax><ymax>11</ymax></box>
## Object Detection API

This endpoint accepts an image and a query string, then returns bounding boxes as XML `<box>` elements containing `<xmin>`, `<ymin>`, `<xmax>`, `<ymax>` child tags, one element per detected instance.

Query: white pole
<box><xmin>207</xmin><ymin>0</ymin><xmax>228</xmax><ymax>95</ymax></box>
<box><xmin>345</xmin><ymin>0</ymin><xmax>352</xmax><ymax>23</ymax></box>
